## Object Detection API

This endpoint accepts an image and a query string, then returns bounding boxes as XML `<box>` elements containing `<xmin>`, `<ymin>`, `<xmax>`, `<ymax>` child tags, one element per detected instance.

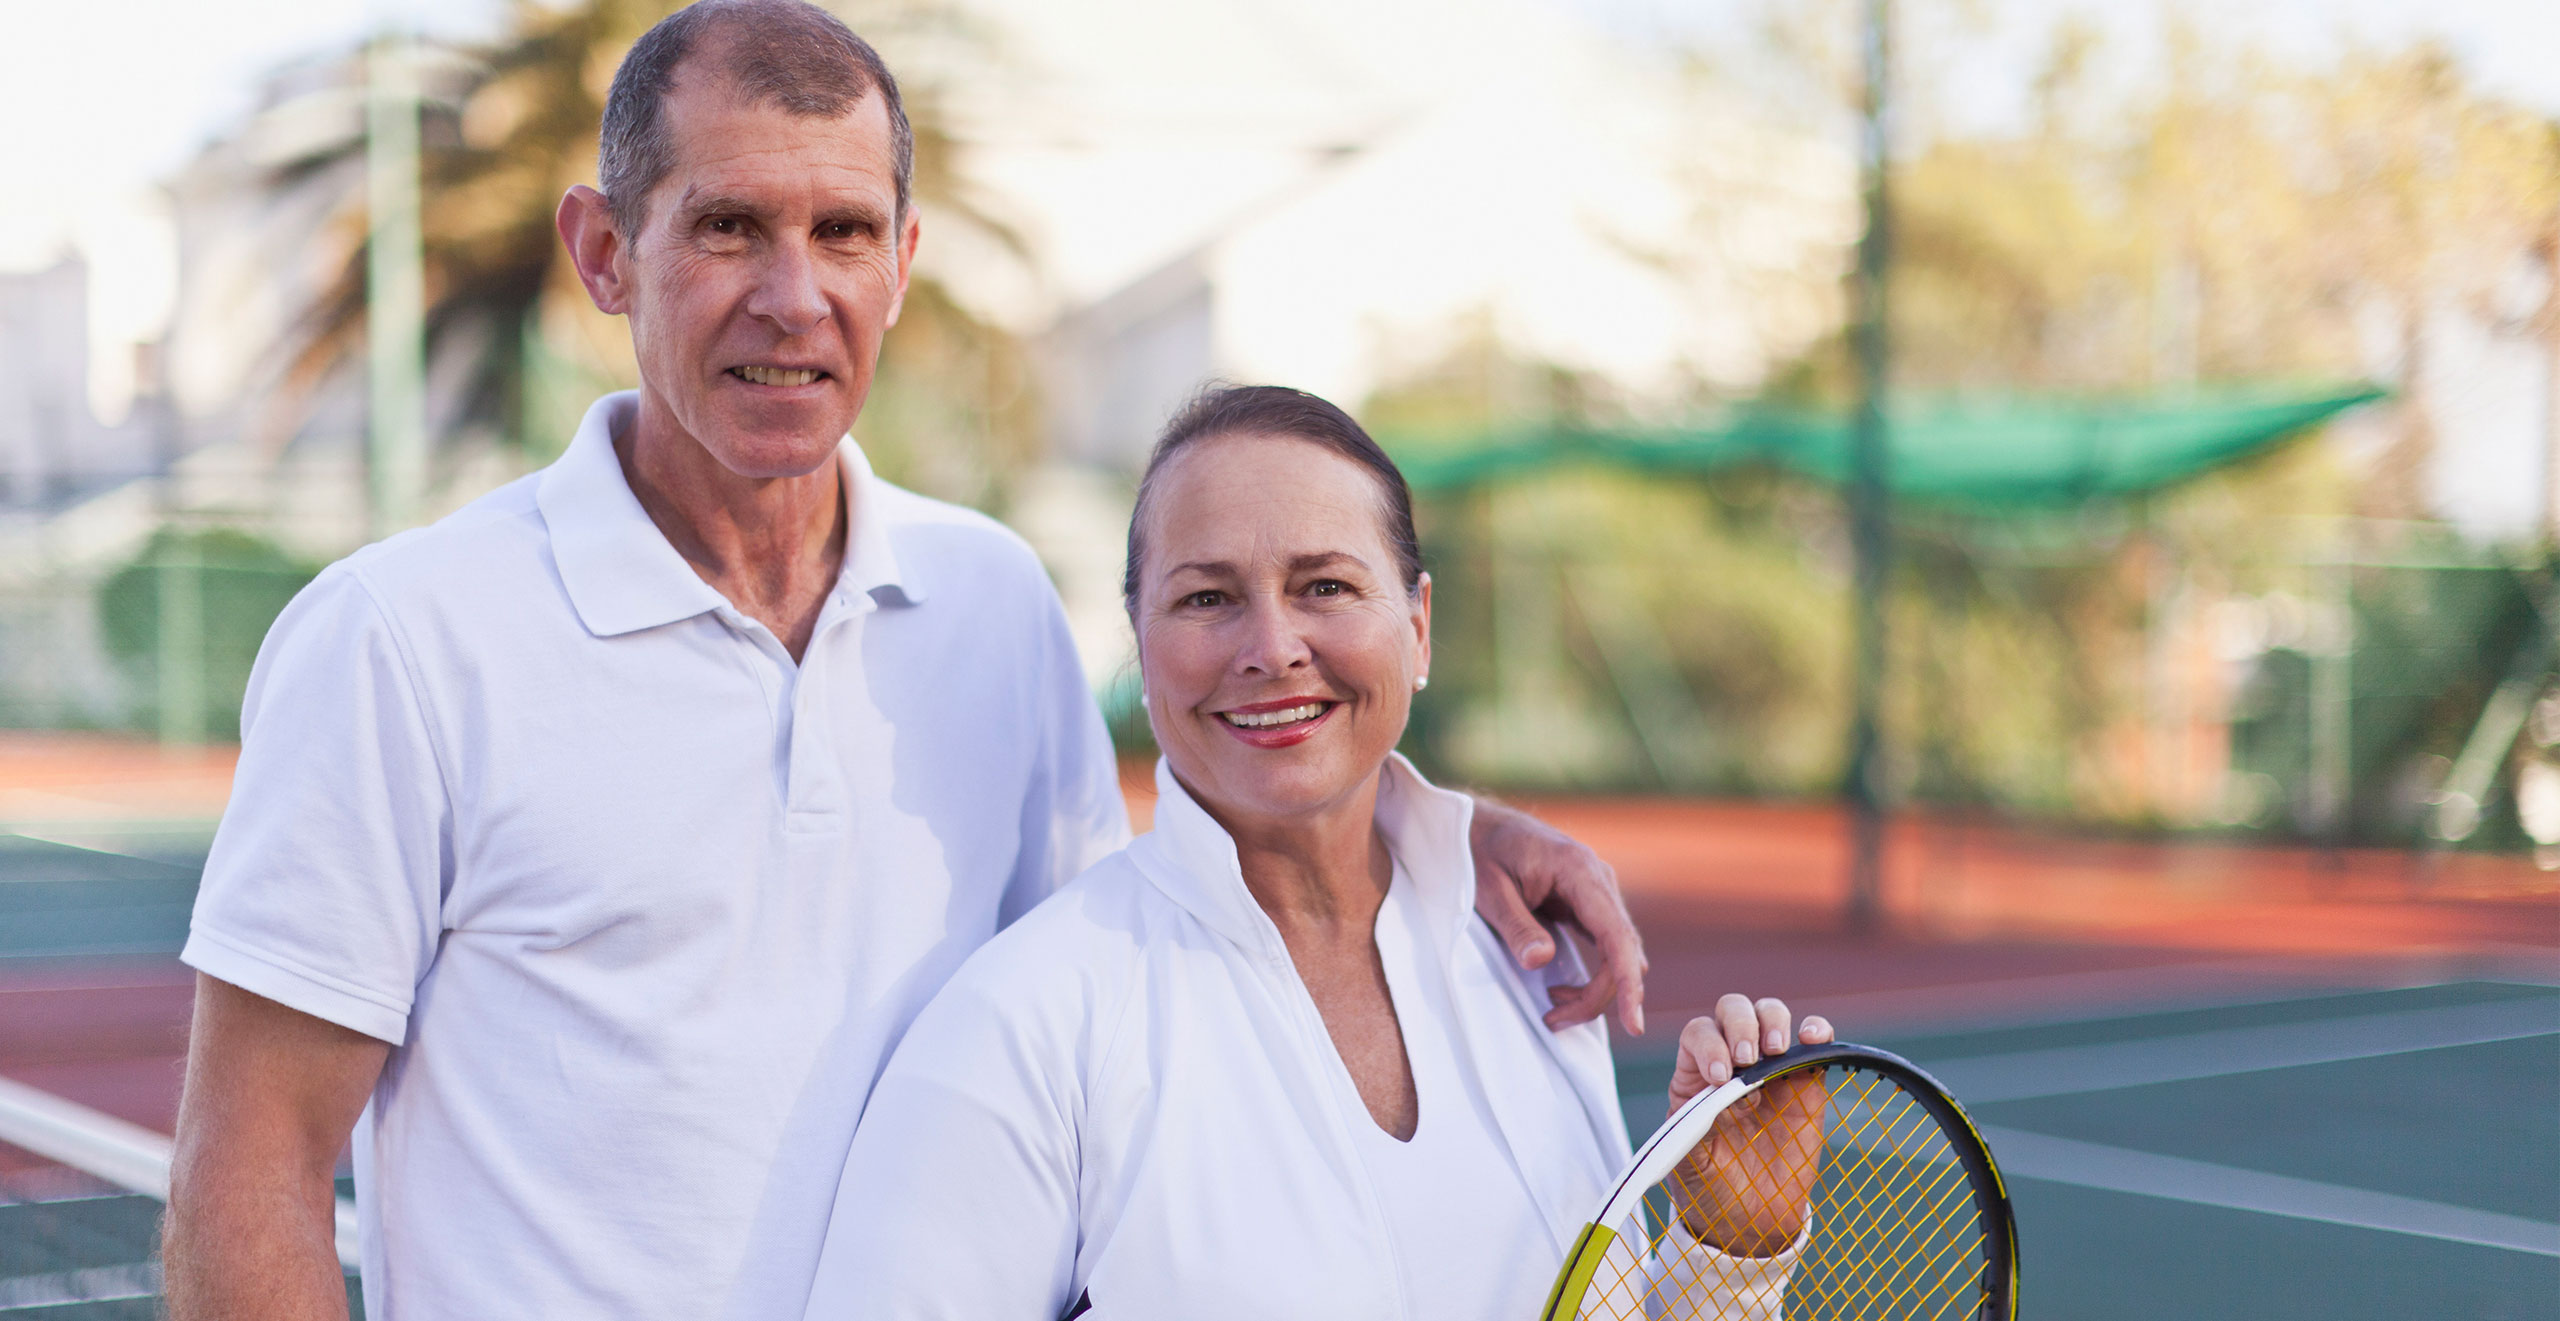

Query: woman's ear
<box><xmin>1411</xmin><ymin>572</ymin><xmax>1432</xmax><ymax>687</ymax></box>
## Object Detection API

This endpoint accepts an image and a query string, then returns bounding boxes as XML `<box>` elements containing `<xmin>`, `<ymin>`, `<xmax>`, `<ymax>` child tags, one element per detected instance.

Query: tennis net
<box><xmin>0</xmin><ymin>1075</ymin><xmax>362</xmax><ymax>1318</ymax></box>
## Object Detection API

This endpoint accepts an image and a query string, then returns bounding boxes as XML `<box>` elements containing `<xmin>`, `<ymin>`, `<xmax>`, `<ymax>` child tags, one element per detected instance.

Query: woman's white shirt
<box><xmin>804</xmin><ymin>754</ymin><xmax>1621</xmax><ymax>1320</ymax></box>
<box><xmin>1350</xmin><ymin>855</ymin><xmax>1592</xmax><ymax>1318</ymax></box>
<box><xmin>803</xmin><ymin>755</ymin><xmax>1796</xmax><ymax>1320</ymax></box>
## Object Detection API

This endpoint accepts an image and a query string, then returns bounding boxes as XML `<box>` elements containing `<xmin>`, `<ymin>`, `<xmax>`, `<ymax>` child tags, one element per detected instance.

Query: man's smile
<box><xmin>728</xmin><ymin>365</ymin><xmax>831</xmax><ymax>387</ymax></box>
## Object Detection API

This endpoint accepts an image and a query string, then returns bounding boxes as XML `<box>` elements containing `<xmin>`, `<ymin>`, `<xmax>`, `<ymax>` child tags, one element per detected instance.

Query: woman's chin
<box><xmin>1180</xmin><ymin>750</ymin><xmax>1378</xmax><ymax>823</ymax></box>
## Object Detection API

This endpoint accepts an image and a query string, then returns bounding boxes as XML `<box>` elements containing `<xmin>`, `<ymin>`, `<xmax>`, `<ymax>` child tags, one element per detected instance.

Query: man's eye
<box><xmin>821</xmin><ymin>221</ymin><xmax>860</xmax><ymax>240</ymax></box>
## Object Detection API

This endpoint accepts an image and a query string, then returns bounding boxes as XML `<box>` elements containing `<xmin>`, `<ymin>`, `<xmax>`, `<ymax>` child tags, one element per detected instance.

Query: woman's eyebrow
<box><xmin>1289</xmin><ymin>552</ymin><xmax>1370</xmax><ymax>574</ymax></box>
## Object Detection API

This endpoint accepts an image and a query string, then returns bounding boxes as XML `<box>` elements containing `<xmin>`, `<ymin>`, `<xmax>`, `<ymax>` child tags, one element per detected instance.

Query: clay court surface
<box><xmin>3</xmin><ymin>734</ymin><xmax>2555</xmax><ymax>1316</ymax></box>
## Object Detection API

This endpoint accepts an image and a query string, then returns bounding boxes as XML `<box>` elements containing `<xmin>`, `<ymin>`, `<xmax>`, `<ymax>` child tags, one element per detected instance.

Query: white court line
<box><xmin>1795</xmin><ymin>954</ymin><xmax>2560</xmax><ymax>1038</ymax></box>
<box><xmin>0</xmin><ymin>1260</ymin><xmax>162</xmax><ymax>1309</ymax></box>
<box><xmin>0</xmin><ymin>1071</ymin><xmax>359</xmax><ymax>1268</ymax></box>
<box><xmin>1981</xmin><ymin>1125</ymin><xmax>2560</xmax><ymax>1257</ymax></box>
<box><xmin>0</xmin><ymin>1072</ymin><xmax>172</xmax><ymax>1198</ymax></box>
<box><xmin>1922</xmin><ymin>995</ymin><xmax>2560</xmax><ymax>1102</ymax></box>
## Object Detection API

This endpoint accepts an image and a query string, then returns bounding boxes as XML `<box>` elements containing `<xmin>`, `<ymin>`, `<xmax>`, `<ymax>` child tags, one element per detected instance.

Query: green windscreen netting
<box><xmin>1388</xmin><ymin>384</ymin><xmax>2386</xmax><ymax>506</ymax></box>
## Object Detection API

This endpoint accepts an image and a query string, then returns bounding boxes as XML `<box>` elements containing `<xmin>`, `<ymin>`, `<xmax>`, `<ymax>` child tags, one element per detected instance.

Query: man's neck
<box><xmin>613</xmin><ymin>401</ymin><xmax>848</xmax><ymax>662</ymax></box>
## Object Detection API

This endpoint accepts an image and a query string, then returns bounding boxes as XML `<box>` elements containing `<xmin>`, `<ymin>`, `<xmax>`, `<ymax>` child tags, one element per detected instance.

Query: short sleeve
<box><xmin>181</xmin><ymin>563</ymin><xmax>452</xmax><ymax>1045</ymax></box>
<box><xmin>1002</xmin><ymin>591</ymin><xmax>1132</xmax><ymax>927</ymax></box>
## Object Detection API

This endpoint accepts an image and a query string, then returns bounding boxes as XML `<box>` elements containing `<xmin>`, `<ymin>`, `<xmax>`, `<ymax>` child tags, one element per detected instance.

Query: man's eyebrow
<box><xmin>671</xmin><ymin>189</ymin><xmax>773</xmax><ymax>220</ymax></box>
<box><xmin>815</xmin><ymin>199</ymin><xmax>893</xmax><ymax>229</ymax></box>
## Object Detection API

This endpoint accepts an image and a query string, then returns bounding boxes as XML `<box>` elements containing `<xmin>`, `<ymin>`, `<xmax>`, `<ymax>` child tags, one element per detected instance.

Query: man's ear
<box><xmin>557</xmin><ymin>185</ymin><xmax>633</xmax><ymax>315</ymax></box>
<box><xmin>881</xmin><ymin>204</ymin><xmax>922</xmax><ymax>328</ymax></box>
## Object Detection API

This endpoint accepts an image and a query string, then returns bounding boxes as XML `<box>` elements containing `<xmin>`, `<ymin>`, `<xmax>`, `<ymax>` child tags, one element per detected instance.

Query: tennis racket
<box><xmin>1538</xmin><ymin>1041</ymin><xmax>2017</xmax><ymax>1321</ymax></box>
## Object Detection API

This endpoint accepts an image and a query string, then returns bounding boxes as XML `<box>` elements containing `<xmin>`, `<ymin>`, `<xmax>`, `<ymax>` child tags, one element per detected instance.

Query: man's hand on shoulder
<box><xmin>1467</xmin><ymin>797</ymin><xmax>1648</xmax><ymax>1035</ymax></box>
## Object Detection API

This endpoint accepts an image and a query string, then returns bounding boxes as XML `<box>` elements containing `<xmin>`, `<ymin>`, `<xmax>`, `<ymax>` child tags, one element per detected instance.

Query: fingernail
<box><xmin>1734</xmin><ymin>1041</ymin><xmax>1758</xmax><ymax>1067</ymax></box>
<box><xmin>1710</xmin><ymin>1060</ymin><xmax>1731</xmax><ymax>1083</ymax></box>
<box><xmin>1767</xmin><ymin>1029</ymin><xmax>1786</xmax><ymax>1052</ymax></box>
<box><xmin>1631</xmin><ymin>1005</ymin><xmax>1646</xmax><ymax>1036</ymax></box>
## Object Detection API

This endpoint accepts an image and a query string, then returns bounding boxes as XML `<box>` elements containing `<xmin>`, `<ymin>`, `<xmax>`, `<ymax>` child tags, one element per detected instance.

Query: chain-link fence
<box><xmin>0</xmin><ymin>528</ymin><xmax>316</xmax><ymax>743</ymax></box>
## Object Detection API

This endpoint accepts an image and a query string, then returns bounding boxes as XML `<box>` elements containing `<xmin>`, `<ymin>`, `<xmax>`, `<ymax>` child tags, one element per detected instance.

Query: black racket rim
<box><xmin>1728</xmin><ymin>1040</ymin><xmax>2020</xmax><ymax>1321</ymax></box>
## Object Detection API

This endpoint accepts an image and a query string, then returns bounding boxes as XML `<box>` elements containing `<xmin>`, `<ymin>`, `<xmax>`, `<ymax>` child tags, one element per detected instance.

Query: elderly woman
<box><xmin>802</xmin><ymin>387</ymin><xmax>1829</xmax><ymax>1319</ymax></box>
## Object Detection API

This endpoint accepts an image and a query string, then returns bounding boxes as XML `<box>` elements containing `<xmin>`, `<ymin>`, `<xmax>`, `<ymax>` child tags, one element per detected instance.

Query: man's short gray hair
<box><xmin>598</xmin><ymin>0</ymin><xmax>915</xmax><ymax>243</ymax></box>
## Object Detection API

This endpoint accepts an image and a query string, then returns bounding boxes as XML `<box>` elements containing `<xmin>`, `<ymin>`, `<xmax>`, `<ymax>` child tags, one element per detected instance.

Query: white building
<box><xmin>0</xmin><ymin>256</ymin><xmax>161</xmax><ymax>514</ymax></box>
<box><xmin>917</xmin><ymin>0</ymin><xmax>1860</xmax><ymax>683</ymax></box>
<box><xmin>922</xmin><ymin>0</ymin><xmax>1858</xmax><ymax>465</ymax></box>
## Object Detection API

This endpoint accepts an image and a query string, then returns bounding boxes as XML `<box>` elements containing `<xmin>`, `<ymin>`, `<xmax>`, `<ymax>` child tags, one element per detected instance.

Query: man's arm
<box><xmin>164</xmin><ymin>974</ymin><xmax>389</xmax><ymax>1321</ymax></box>
<box><xmin>1469</xmin><ymin>797</ymin><xmax>1649</xmax><ymax>1034</ymax></box>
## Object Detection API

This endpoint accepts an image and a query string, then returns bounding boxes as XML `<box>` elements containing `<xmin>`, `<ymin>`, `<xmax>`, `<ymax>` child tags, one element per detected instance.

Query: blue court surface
<box><xmin>1616</xmin><ymin>978</ymin><xmax>2560</xmax><ymax>1319</ymax></box>
<box><xmin>4</xmin><ymin>832</ymin><xmax>2555</xmax><ymax>1318</ymax></box>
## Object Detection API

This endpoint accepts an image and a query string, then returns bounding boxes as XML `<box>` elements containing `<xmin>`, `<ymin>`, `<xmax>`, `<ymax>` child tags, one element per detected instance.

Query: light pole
<box><xmin>366</xmin><ymin>14</ymin><xmax>428</xmax><ymax>539</ymax></box>
<box><xmin>1844</xmin><ymin>0</ymin><xmax>1894</xmax><ymax>934</ymax></box>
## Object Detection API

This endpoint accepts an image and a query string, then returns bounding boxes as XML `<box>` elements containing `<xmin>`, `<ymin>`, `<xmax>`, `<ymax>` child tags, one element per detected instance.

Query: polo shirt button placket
<box><xmin>782</xmin><ymin>608</ymin><xmax>858</xmax><ymax>827</ymax></box>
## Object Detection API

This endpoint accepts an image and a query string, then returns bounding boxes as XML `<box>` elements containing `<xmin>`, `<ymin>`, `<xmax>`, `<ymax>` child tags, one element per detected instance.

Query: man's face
<box><xmin>615</xmin><ymin>73</ymin><xmax>915</xmax><ymax>478</ymax></box>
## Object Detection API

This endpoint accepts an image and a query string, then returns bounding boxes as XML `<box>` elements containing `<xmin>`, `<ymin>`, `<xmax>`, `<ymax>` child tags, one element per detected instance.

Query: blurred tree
<box><xmin>97</xmin><ymin>528</ymin><xmax>319</xmax><ymax>741</ymax></box>
<box><xmin>284</xmin><ymin>0</ymin><xmax>1037</xmax><ymax>509</ymax></box>
<box><xmin>1894</xmin><ymin>32</ymin><xmax>2553</xmax><ymax>830</ymax></box>
<box><xmin>1378</xmin><ymin>15</ymin><xmax>2559</xmax><ymax>838</ymax></box>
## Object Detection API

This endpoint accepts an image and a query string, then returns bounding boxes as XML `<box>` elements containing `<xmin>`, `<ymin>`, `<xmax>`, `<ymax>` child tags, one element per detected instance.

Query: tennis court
<box><xmin>4</xmin><ymin>796</ymin><xmax>2557</xmax><ymax>1317</ymax></box>
<box><xmin>1612</xmin><ymin>975</ymin><xmax>2560</xmax><ymax>1318</ymax></box>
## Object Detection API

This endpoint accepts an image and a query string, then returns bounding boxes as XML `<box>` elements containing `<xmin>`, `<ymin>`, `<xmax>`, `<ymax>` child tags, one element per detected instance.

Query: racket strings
<box><xmin>1573</xmin><ymin>1066</ymin><xmax>1991</xmax><ymax>1320</ymax></box>
<box><xmin>1787</xmin><ymin>1073</ymin><xmax>1986</xmax><ymax>1321</ymax></box>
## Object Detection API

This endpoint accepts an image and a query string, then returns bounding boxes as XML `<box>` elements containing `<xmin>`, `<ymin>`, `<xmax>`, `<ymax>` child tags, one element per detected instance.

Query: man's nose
<box><xmin>1235</xmin><ymin>597</ymin><xmax>1312</xmax><ymax>675</ymax></box>
<box><xmin>745</xmin><ymin>236</ymin><xmax>828</xmax><ymax>336</ymax></box>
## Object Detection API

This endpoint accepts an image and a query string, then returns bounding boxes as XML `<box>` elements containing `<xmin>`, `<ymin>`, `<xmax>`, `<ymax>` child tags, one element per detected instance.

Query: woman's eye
<box><xmin>1308</xmin><ymin>580</ymin><xmax>1346</xmax><ymax>597</ymax></box>
<box><xmin>708</xmin><ymin>217</ymin><xmax>741</xmax><ymax>235</ymax></box>
<box><xmin>1184</xmin><ymin>590</ymin><xmax>1224</xmax><ymax>608</ymax></box>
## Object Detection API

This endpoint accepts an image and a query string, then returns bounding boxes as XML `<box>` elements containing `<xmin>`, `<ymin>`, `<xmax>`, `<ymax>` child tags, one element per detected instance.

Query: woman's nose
<box><xmin>1234</xmin><ymin>597</ymin><xmax>1311</xmax><ymax>675</ymax></box>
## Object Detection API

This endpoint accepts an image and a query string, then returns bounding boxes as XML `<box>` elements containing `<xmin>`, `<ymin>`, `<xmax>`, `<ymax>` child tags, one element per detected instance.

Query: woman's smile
<box><xmin>1213</xmin><ymin>697</ymin><xmax>1341</xmax><ymax>747</ymax></box>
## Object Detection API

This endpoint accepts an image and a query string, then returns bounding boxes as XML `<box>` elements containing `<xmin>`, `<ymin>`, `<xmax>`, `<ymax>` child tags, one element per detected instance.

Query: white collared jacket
<box><xmin>805</xmin><ymin>755</ymin><xmax>1786</xmax><ymax>1319</ymax></box>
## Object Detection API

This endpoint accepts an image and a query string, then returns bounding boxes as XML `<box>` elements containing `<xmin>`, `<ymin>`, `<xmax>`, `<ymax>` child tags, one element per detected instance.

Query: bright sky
<box><xmin>1576</xmin><ymin>0</ymin><xmax>2560</xmax><ymax>129</ymax></box>
<box><xmin>0</xmin><ymin>0</ymin><xmax>507</xmax><ymax>404</ymax></box>
<box><xmin>3</xmin><ymin>0</ymin><xmax>2553</xmax><ymax>415</ymax></box>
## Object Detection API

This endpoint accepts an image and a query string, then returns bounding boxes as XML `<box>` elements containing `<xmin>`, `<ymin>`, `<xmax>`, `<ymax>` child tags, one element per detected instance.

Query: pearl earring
<box><xmin>1414</xmin><ymin>675</ymin><xmax>1429</xmax><ymax>692</ymax></box>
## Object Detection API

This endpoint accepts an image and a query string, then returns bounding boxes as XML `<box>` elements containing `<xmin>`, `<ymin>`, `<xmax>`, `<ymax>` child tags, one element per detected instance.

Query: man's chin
<box><xmin>702</xmin><ymin>395</ymin><xmax>859</xmax><ymax>478</ymax></box>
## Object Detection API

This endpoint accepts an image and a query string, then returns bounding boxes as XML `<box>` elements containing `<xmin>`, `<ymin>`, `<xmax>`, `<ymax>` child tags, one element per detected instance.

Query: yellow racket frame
<box><xmin>1537</xmin><ymin>1041</ymin><xmax>2018</xmax><ymax>1321</ymax></box>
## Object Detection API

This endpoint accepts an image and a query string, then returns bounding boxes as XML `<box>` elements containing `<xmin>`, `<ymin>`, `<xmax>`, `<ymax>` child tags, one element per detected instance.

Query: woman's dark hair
<box><xmin>1122</xmin><ymin>385</ymin><xmax>1423</xmax><ymax>612</ymax></box>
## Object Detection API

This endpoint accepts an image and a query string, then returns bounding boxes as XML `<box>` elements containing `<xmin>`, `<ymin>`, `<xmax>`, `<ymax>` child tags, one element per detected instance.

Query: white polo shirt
<box><xmin>182</xmin><ymin>392</ymin><xmax>1129</xmax><ymax>1320</ymax></box>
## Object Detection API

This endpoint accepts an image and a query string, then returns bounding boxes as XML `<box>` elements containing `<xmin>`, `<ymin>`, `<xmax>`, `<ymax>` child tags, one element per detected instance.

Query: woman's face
<box><xmin>1134</xmin><ymin>432</ymin><xmax>1430</xmax><ymax>827</ymax></box>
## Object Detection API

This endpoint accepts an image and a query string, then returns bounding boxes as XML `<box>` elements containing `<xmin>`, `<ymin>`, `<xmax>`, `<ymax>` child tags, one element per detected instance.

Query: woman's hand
<box><xmin>1664</xmin><ymin>996</ymin><xmax>1833</xmax><ymax>1258</ymax></box>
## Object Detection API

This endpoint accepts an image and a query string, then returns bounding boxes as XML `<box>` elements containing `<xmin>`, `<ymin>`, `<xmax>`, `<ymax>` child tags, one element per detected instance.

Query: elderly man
<box><xmin>161</xmin><ymin>2</ymin><xmax>1645</xmax><ymax>1317</ymax></box>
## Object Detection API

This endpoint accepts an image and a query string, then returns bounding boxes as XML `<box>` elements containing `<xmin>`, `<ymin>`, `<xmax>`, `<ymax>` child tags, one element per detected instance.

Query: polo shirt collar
<box><xmin>835</xmin><ymin>439</ymin><xmax>926</xmax><ymax>610</ymax></box>
<box><xmin>538</xmin><ymin>392</ymin><xmax>923</xmax><ymax>638</ymax></box>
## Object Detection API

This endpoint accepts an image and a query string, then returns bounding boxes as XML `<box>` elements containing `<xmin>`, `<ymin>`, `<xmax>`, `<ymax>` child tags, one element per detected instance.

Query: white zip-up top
<box><xmin>806</xmin><ymin>755</ymin><xmax>1795</xmax><ymax>1319</ymax></box>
